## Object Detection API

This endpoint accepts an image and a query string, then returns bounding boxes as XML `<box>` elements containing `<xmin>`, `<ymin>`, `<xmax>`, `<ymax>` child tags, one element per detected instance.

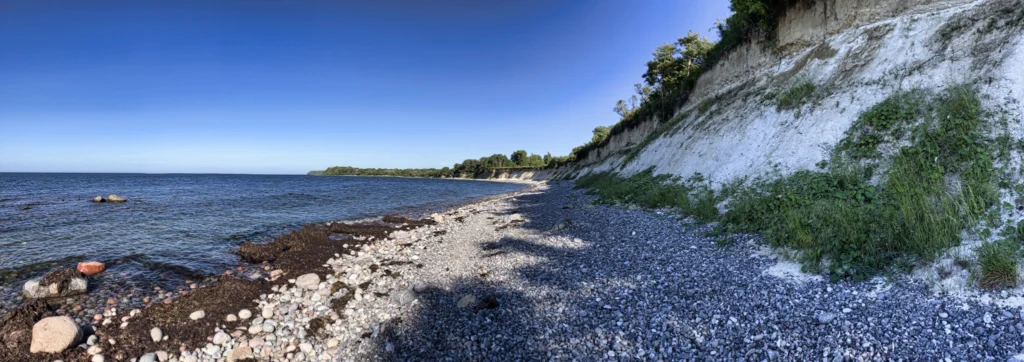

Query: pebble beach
<box><xmin>5</xmin><ymin>181</ymin><xmax>1024</xmax><ymax>361</ymax></box>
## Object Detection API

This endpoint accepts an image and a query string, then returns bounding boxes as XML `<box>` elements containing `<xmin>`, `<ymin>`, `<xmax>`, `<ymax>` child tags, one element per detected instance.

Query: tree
<box><xmin>614</xmin><ymin>100</ymin><xmax>630</xmax><ymax>118</ymax></box>
<box><xmin>591</xmin><ymin>126</ymin><xmax>611</xmax><ymax>145</ymax></box>
<box><xmin>641</xmin><ymin>32</ymin><xmax>713</xmax><ymax>92</ymax></box>
<box><xmin>510</xmin><ymin>150</ymin><xmax>528</xmax><ymax>166</ymax></box>
<box><xmin>543</xmin><ymin>152</ymin><xmax>552</xmax><ymax>165</ymax></box>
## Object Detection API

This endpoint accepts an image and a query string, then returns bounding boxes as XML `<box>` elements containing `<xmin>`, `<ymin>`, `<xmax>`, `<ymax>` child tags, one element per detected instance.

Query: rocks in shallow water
<box><xmin>91</xmin><ymin>196</ymin><xmax>105</xmax><ymax>203</ymax></box>
<box><xmin>30</xmin><ymin>316</ymin><xmax>82</xmax><ymax>353</ymax></box>
<box><xmin>189</xmin><ymin>310</ymin><xmax>205</xmax><ymax>320</ymax></box>
<box><xmin>106</xmin><ymin>194</ymin><xmax>126</xmax><ymax>203</ymax></box>
<box><xmin>77</xmin><ymin>261</ymin><xmax>106</xmax><ymax>276</ymax></box>
<box><xmin>457</xmin><ymin>295</ymin><xmax>476</xmax><ymax>308</ymax></box>
<box><xmin>150</xmin><ymin>327</ymin><xmax>163</xmax><ymax>342</ymax></box>
<box><xmin>295</xmin><ymin>273</ymin><xmax>321</xmax><ymax>290</ymax></box>
<box><xmin>23</xmin><ymin>268</ymin><xmax>88</xmax><ymax>299</ymax></box>
<box><xmin>412</xmin><ymin>282</ymin><xmax>428</xmax><ymax>293</ymax></box>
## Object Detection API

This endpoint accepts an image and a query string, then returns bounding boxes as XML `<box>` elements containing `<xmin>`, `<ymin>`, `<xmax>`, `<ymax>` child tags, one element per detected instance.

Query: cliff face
<box><xmin>577</xmin><ymin>0</ymin><xmax>1024</xmax><ymax>186</ymax></box>
<box><xmin>479</xmin><ymin>168</ymin><xmax>561</xmax><ymax>181</ymax></box>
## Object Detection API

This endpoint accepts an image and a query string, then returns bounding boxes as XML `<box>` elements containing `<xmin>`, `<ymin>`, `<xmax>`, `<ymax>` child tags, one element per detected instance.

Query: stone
<box><xmin>412</xmin><ymin>282</ymin><xmax>428</xmax><ymax>293</ymax></box>
<box><xmin>138</xmin><ymin>353</ymin><xmax>157</xmax><ymax>362</ymax></box>
<box><xmin>269</xmin><ymin>269</ymin><xmax>284</xmax><ymax>280</ymax></box>
<box><xmin>816</xmin><ymin>312</ymin><xmax>837</xmax><ymax>324</ymax></box>
<box><xmin>473</xmin><ymin>294</ymin><xmax>500</xmax><ymax>312</ymax></box>
<box><xmin>248</xmin><ymin>325</ymin><xmax>262</xmax><ymax>335</ymax></box>
<box><xmin>295</xmin><ymin>273</ymin><xmax>321</xmax><ymax>290</ymax></box>
<box><xmin>23</xmin><ymin>269</ymin><xmax>88</xmax><ymax>299</ymax></box>
<box><xmin>150</xmin><ymin>327</ymin><xmax>163</xmax><ymax>342</ymax></box>
<box><xmin>262</xmin><ymin>323</ymin><xmax>275</xmax><ymax>333</ymax></box>
<box><xmin>228</xmin><ymin>345</ymin><xmax>254</xmax><ymax>362</ymax></box>
<box><xmin>430</xmin><ymin>213</ymin><xmax>444</xmax><ymax>223</ymax></box>
<box><xmin>77</xmin><ymin>261</ymin><xmax>106</xmax><ymax>276</ymax></box>
<box><xmin>457</xmin><ymin>295</ymin><xmax>476</xmax><ymax>308</ymax></box>
<box><xmin>391</xmin><ymin>289</ymin><xmax>417</xmax><ymax>306</ymax></box>
<box><xmin>92</xmin><ymin>355</ymin><xmax>105</xmax><ymax>362</ymax></box>
<box><xmin>30</xmin><ymin>316</ymin><xmax>82</xmax><ymax>353</ymax></box>
<box><xmin>238</xmin><ymin>309</ymin><xmax>252</xmax><ymax>320</ymax></box>
<box><xmin>225</xmin><ymin>314</ymin><xmax>237</xmax><ymax>322</ymax></box>
<box><xmin>189</xmin><ymin>310</ymin><xmax>205</xmax><ymax>320</ymax></box>
<box><xmin>299</xmin><ymin>342</ymin><xmax>314</xmax><ymax>353</ymax></box>
<box><xmin>91</xmin><ymin>196</ymin><xmax>105</xmax><ymax>203</ymax></box>
<box><xmin>213</xmin><ymin>331</ymin><xmax>230</xmax><ymax>345</ymax></box>
<box><xmin>87</xmin><ymin>345</ymin><xmax>102</xmax><ymax>355</ymax></box>
<box><xmin>156</xmin><ymin>351</ymin><xmax>168</xmax><ymax>362</ymax></box>
<box><xmin>261</xmin><ymin>307</ymin><xmax>274</xmax><ymax>319</ymax></box>
<box><xmin>107</xmin><ymin>194</ymin><xmax>126</xmax><ymax>203</ymax></box>
<box><xmin>204</xmin><ymin>344</ymin><xmax>221</xmax><ymax>356</ymax></box>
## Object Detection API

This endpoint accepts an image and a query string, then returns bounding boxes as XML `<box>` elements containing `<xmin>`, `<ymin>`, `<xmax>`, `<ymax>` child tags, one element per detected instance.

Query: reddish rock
<box><xmin>76</xmin><ymin>261</ymin><xmax>106</xmax><ymax>276</ymax></box>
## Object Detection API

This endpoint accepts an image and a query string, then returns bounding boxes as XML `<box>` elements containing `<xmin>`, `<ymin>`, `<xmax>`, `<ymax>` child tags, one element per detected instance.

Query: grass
<box><xmin>575</xmin><ymin>168</ymin><xmax>720</xmax><ymax>223</ymax></box>
<box><xmin>976</xmin><ymin>239</ymin><xmax>1019</xmax><ymax>289</ymax></box>
<box><xmin>776</xmin><ymin>81</ymin><xmax>816</xmax><ymax>111</ymax></box>
<box><xmin>834</xmin><ymin>90</ymin><xmax>927</xmax><ymax>159</ymax></box>
<box><xmin>576</xmin><ymin>85</ymin><xmax>1002</xmax><ymax>283</ymax></box>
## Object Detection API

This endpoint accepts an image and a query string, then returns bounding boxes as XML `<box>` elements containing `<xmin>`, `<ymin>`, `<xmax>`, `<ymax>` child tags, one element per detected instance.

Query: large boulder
<box><xmin>22</xmin><ymin>269</ymin><xmax>88</xmax><ymax>299</ymax></box>
<box><xmin>76</xmin><ymin>261</ymin><xmax>106</xmax><ymax>276</ymax></box>
<box><xmin>106</xmin><ymin>194</ymin><xmax>126</xmax><ymax>203</ymax></box>
<box><xmin>29</xmin><ymin>316</ymin><xmax>82</xmax><ymax>353</ymax></box>
<box><xmin>91</xmin><ymin>196</ymin><xmax>105</xmax><ymax>203</ymax></box>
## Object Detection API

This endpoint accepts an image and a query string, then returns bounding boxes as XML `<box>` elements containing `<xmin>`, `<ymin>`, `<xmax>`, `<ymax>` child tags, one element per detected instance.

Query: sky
<box><xmin>0</xmin><ymin>0</ymin><xmax>732</xmax><ymax>174</ymax></box>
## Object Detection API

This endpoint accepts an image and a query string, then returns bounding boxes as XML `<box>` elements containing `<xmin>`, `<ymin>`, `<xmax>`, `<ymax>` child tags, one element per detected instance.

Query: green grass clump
<box><xmin>976</xmin><ymin>239</ymin><xmax>1019</xmax><ymax>289</ymax></box>
<box><xmin>776</xmin><ymin>81</ymin><xmax>816</xmax><ymax>111</ymax></box>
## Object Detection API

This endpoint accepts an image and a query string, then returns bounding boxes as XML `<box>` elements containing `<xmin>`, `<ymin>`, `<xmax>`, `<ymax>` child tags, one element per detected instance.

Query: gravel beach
<box><xmin>6</xmin><ymin>181</ymin><xmax>1024</xmax><ymax>361</ymax></box>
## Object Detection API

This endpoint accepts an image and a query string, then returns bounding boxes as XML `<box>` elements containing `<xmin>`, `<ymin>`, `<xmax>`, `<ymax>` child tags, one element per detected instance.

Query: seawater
<box><xmin>0</xmin><ymin>173</ymin><xmax>527</xmax><ymax>308</ymax></box>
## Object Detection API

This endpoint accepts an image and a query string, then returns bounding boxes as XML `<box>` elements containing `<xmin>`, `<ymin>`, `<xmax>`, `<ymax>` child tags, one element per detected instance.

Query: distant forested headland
<box><xmin>309</xmin><ymin>149</ymin><xmax>574</xmax><ymax>178</ymax></box>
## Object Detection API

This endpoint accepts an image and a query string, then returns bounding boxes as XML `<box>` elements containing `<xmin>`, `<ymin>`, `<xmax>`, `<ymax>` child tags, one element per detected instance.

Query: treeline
<box><xmin>315</xmin><ymin>149</ymin><xmax>572</xmax><ymax>178</ymax></box>
<box><xmin>568</xmin><ymin>0</ymin><xmax>797</xmax><ymax>162</ymax></box>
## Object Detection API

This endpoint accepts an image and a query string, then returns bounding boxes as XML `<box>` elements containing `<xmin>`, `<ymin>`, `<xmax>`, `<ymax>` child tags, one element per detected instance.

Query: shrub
<box><xmin>835</xmin><ymin>91</ymin><xmax>926</xmax><ymax>159</ymax></box>
<box><xmin>976</xmin><ymin>239</ymin><xmax>1019</xmax><ymax>289</ymax></box>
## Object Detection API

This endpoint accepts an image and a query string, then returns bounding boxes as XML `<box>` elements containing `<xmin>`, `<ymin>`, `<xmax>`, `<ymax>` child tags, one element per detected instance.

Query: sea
<box><xmin>0</xmin><ymin>173</ymin><xmax>527</xmax><ymax>310</ymax></box>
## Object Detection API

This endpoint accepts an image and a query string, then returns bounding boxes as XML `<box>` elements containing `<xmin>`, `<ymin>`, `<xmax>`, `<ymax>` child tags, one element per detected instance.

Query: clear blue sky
<box><xmin>0</xmin><ymin>1</ymin><xmax>731</xmax><ymax>174</ymax></box>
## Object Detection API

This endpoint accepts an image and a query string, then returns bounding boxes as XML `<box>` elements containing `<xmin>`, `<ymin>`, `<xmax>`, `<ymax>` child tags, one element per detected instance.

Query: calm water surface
<box><xmin>0</xmin><ymin>173</ymin><xmax>526</xmax><ymax>304</ymax></box>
